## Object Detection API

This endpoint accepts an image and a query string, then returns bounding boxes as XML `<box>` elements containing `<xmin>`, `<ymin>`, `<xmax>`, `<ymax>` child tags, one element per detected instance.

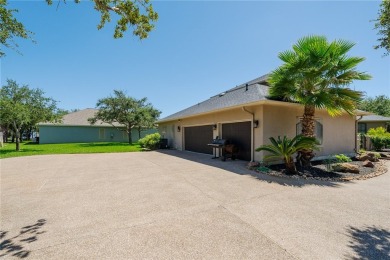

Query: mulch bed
<box><xmin>251</xmin><ymin>158</ymin><xmax>388</xmax><ymax>182</ymax></box>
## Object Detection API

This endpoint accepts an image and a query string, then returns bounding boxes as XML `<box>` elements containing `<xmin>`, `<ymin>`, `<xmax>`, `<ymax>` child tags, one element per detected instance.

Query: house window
<box><xmin>358</xmin><ymin>123</ymin><xmax>367</xmax><ymax>134</ymax></box>
<box><xmin>99</xmin><ymin>128</ymin><xmax>105</xmax><ymax>139</ymax></box>
<box><xmin>296</xmin><ymin>119</ymin><xmax>323</xmax><ymax>145</ymax></box>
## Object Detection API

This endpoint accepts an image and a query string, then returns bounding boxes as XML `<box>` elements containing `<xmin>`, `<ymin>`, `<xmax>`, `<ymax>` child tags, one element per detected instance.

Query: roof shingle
<box><xmin>159</xmin><ymin>75</ymin><xmax>270</xmax><ymax>122</ymax></box>
<box><xmin>39</xmin><ymin>108</ymin><xmax>124</xmax><ymax>127</ymax></box>
<box><xmin>360</xmin><ymin>115</ymin><xmax>390</xmax><ymax>122</ymax></box>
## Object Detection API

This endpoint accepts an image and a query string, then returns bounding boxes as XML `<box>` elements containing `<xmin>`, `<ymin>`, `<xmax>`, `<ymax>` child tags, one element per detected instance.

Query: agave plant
<box><xmin>256</xmin><ymin>135</ymin><xmax>319</xmax><ymax>174</ymax></box>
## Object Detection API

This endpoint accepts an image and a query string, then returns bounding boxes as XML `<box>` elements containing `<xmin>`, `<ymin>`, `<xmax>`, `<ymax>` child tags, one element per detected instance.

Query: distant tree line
<box><xmin>358</xmin><ymin>95</ymin><xmax>390</xmax><ymax>117</ymax></box>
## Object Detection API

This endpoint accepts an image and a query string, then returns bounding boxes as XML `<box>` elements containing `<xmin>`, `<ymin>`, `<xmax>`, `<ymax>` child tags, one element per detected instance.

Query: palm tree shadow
<box><xmin>0</xmin><ymin>219</ymin><xmax>47</xmax><ymax>258</ymax></box>
<box><xmin>346</xmin><ymin>225</ymin><xmax>390</xmax><ymax>259</ymax></box>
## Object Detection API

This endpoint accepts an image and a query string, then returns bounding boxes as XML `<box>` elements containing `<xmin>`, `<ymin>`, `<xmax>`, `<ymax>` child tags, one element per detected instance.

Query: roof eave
<box><xmin>157</xmin><ymin>101</ymin><xmax>371</xmax><ymax>124</ymax></box>
<box><xmin>37</xmin><ymin>124</ymin><xmax>125</xmax><ymax>128</ymax></box>
<box><xmin>355</xmin><ymin>110</ymin><xmax>373</xmax><ymax>116</ymax></box>
<box><xmin>157</xmin><ymin>100</ymin><xmax>302</xmax><ymax>124</ymax></box>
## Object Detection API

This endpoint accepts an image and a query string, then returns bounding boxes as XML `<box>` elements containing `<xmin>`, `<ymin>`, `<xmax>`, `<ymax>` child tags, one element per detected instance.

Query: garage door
<box><xmin>184</xmin><ymin>125</ymin><xmax>213</xmax><ymax>154</ymax></box>
<box><xmin>222</xmin><ymin>121</ymin><xmax>251</xmax><ymax>161</ymax></box>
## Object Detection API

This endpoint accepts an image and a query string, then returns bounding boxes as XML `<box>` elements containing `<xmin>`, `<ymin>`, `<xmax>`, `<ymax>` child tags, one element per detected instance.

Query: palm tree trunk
<box><xmin>298</xmin><ymin>105</ymin><xmax>316</xmax><ymax>168</ymax></box>
<box><xmin>302</xmin><ymin>105</ymin><xmax>315</xmax><ymax>137</ymax></box>
<box><xmin>285</xmin><ymin>158</ymin><xmax>297</xmax><ymax>175</ymax></box>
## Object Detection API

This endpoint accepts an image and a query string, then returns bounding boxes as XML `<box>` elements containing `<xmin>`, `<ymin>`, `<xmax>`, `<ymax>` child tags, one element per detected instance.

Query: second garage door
<box><xmin>222</xmin><ymin>121</ymin><xmax>251</xmax><ymax>161</ymax></box>
<box><xmin>184</xmin><ymin>125</ymin><xmax>213</xmax><ymax>154</ymax></box>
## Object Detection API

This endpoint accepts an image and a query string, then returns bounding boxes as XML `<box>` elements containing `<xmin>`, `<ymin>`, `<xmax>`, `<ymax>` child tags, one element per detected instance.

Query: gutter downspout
<box><xmin>242</xmin><ymin>106</ymin><xmax>255</xmax><ymax>162</ymax></box>
<box><xmin>355</xmin><ymin>115</ymin><xmax>363</xmax><ymax>152</ymax></box>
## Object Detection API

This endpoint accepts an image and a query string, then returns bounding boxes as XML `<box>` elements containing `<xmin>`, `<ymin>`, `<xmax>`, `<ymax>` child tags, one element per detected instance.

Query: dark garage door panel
<box><xmin>222</xmin><ymin>121</ymin><xmax>251</xmax><ymax>161</ymax></box>
<box><xmin>184</xmin><ymin>125</ymin><xmax>213</xmax><ymax>154</ymax></box>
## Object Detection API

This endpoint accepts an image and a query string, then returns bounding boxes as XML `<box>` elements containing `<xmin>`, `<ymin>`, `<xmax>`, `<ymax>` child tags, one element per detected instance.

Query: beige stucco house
<box><xmin>157</xmin><ymin>75</ymin><xmax>368</xmax><ymax>162</ymax></box>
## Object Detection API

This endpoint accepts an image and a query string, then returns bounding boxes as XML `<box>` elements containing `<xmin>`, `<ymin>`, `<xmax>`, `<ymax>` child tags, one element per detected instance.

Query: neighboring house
<box><xmin>157</xmin><ymin>75</ymin><xmax>369</xmax><ymax>162</ymax></box>
<box><xmin>358</xmin><ymin>115</ymin><xmax>390</xmax><ymax>133</ymax></box>
<box><xmin>38</xmin><ymin>108</ymin><xmax>156</xmax><ymax>144</ymax></box>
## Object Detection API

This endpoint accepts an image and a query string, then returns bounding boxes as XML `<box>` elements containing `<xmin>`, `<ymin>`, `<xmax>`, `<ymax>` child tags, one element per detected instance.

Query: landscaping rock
<box><xmin>247</xmin><ymin>161</ymin><xmax>260</xmax><ymax>169</ymax></box>
<box><xmin>367</xmin><ymin>152</ymin><xmax>380</xmax><ymax>162</ymax></box>
<box><xmin>332</xmin><ymin>163</ymin><xmax>360</xmax><ymax>174</ymax></box>
<box><xmin>357</xmin><ymin>152</ymin><xmax>379</xmax><ymax>162</ymax></box>
<box><xmin>362</xmin><ymin>160</ymin><xmax>374</xmax><ymax>168</ymax></box>
<box><xmin>379</xmin><ymin>153</ymin><xmax>388</xmax><ymax>158</ymax></box>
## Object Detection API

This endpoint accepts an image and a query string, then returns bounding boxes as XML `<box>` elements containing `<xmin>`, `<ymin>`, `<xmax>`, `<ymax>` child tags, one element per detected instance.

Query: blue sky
<box><xmin>1</xmin><ymin>1</ymin><xmax>389</xmax><ymax>118</ymax></box>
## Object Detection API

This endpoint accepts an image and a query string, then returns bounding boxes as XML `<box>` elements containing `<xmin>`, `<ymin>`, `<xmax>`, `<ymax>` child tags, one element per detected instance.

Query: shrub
<box><xmin>367</xmin><ymin>127</ymin><xmax>390</xmax><ymax>151</ymax></box>
<box><xmin>367</xmin><ymin>127</ymin><xmax>387</xmax><ymax>136</ymax></box>
<box><xmin>335</xmin><ymin>154</ymin><xmax>352</xmax><ymax>163</ymax></box>
<box><xmin>256</xmin><ymin>135</ymin><xmax>319</xmax><ymax>175</ymax></box>
<box><xmin>370</xmin><ymin>136</ymin><xmax>388</xmax><ymax>151</ymax></box>
<box><xmin>138</xmin><ymin>133</ymin><xmax>161</xmax><ymax>150</ymax></box>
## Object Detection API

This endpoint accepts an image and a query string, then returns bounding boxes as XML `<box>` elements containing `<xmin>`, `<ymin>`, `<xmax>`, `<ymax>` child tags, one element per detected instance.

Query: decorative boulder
<box><xmin>357</xmin><ymin>154</ymin><xmax>369</xmax><ymax>161</ymax></box>
<box><xmin>367</xmin><ymin>152</ymin><xmax>379</xmax><ymax>162</ymax></box>
<box><xmin>357</xmin><ymin>152</ymin><xmax>379</xmax><ymax>162</ymax></box>
<box><xmin>247</xmin><ymin>161</ymin><xmax>260</xmax><ymax>169</ymax></box>
<box><xmin>362</xmin><ymin>160</ymin><xmax>374</xmax><ymax>168</ymax></box>
<box><xmin>332</xmin><ymin>163</ymin><xmax>360</xmax><ymax>174</ymax></box>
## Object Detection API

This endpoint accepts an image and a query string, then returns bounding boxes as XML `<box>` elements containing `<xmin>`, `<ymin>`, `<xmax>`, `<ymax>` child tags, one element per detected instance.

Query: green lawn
<box><xmin>0</xmin><ymin>142</ymin><xmax>143</xmax><ymax>159</ymax></box>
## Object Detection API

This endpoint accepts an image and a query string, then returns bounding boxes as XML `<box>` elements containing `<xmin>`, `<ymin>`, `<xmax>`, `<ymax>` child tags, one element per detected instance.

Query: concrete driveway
<box><xmin>1</xmin><ymin>150</ymin><xmax>389</xmax><ymax>259</ymax></box>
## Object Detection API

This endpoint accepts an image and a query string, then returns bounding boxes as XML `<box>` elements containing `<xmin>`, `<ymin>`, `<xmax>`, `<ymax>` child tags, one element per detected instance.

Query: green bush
<box><xmin>335</xmin><ymin>154</ymin><xmax>352</xmax><ymax>163</ymax></box>
<box><xmin>138</xmin><ymin>133</ymin><xmax>161</xmax><ymax>150</ymax></box>
<box><xmin>367</xmin><ymin>127</ymin><xmax>387</xmax><ymax>136</ymax></box>
<box><xmin>367</xmin><ymin>127</ymin><xmax>390</xmax><ymax>151</ymax></box>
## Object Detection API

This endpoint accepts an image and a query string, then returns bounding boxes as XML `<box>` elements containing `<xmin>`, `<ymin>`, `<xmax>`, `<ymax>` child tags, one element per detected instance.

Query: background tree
<box><xmin>88</xmin><ymin>90</ymin><xmax>160</xmax><ymax>144</ymax></box>
<box><xmin>373</xmin><ymin>0</ymin><xmax>390</xmax><ymax>56</ymax></box>
<box><xmin>0</xmin><ymin>79</ymin><xmax>59</xmax><ymax>151</ymax></box>
<box><xmin>0</xmin><ymin>0</ymin><xmax>158</xmax><ymax>57</ymax></box>
<box><xmin>268</xmin><ymin>35</ymin><xmax>371</xmax><ymax>167</ymax></box>
<box><xmin>0</xmin><ymin>0</ymin><xmax>33</xmax><ymax>56</ymax></box>
<box><xmin>358</xmin><ymin>95</ymin><xmax>390</xmax><ymax>117</ymax></box>
<box><xmin>134</xmin><ymin>104</ymin><xmax>161</xmax><ymax>139</ymax></box>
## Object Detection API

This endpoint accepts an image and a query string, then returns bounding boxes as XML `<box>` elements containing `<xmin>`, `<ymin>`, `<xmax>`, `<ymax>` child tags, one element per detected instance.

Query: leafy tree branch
<box><xmin>373</xmin><ymin>0</ymin><xmax>390</xmax><ymax>56</ymax></box>
<box><xmin>0</xmin><ymin>0</ymin><xmax>158</xmax><ymax>56</ymax></box>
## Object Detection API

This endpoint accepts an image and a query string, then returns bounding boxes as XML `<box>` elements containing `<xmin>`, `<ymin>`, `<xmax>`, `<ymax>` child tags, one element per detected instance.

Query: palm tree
<box><xmin>256</xmin><ymin>135</ymin><xmax>319</xmax><ymax>175</ymax></box>
<box><xmin>268</xmin><ymin>35</ymin><xmax>371</xmax><ymax>166</ymax></box>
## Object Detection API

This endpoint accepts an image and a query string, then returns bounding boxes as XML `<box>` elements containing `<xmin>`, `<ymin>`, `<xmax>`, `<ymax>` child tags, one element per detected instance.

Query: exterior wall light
<box><xmin>213</xmin><ymin>124</ymin><xmax>217</xmax><ymax>130</ymax></box>
<box><xmin>177</xmin><ymin>126</ymin><xmax>181</xmax><ymax>132</ymax></box>
<box><xmin>253</xmin><ymin>120</ymin><xmax>259</xmax><ymax>128</ymax></box>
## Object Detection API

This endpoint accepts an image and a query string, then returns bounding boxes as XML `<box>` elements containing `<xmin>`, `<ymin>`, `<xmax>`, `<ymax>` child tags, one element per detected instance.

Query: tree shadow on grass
<box><xmin>0</xmin><ymin>219</ymin><xmax>47</xmax><ymax>258</ymax></box>
<box><xmin>23</xmin><ymin>142</ymin><xmax>39</xmax><ymax>146</ymax></box>
<box><xmin>0</xmin><ymin>149</ymin><xmax>44</xmax><ymax>156</ymax></box>
<box><xmin>346</xmin><ymin>225</ymin><xmax>390</xmax><ymax>259</ymax></box>
<box><xmin>78</xmin><ymin>142</ymin><xmax>136</xmax><ymax>147</ymax></box>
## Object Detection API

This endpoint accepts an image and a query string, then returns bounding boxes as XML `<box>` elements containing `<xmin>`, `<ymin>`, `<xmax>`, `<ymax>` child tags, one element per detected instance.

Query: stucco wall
<box><xmin>159</xmin><ymin>103</ymin><xmax>356</xmax><ymax>162</ymax></box>
<box><xmin>39</xmin><ymin>125</ymin><xmax>156</xmax><ymax>144</ymax></box>
<box><xmin>261</xmin><ymin>104</ymin><xmax>356</xmax><ymax>160</ymax></box>
<box><xmin>159</xmin><ymin>107</ymin><xmax>257</xmax><ymax>152</ymax></box>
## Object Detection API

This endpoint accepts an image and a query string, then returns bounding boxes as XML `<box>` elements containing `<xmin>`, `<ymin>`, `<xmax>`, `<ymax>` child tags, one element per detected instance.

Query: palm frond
<box><xmin>268</xmin><ymin>34</ymin><xmax>370</xmax><ymax>119</ymax></box>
